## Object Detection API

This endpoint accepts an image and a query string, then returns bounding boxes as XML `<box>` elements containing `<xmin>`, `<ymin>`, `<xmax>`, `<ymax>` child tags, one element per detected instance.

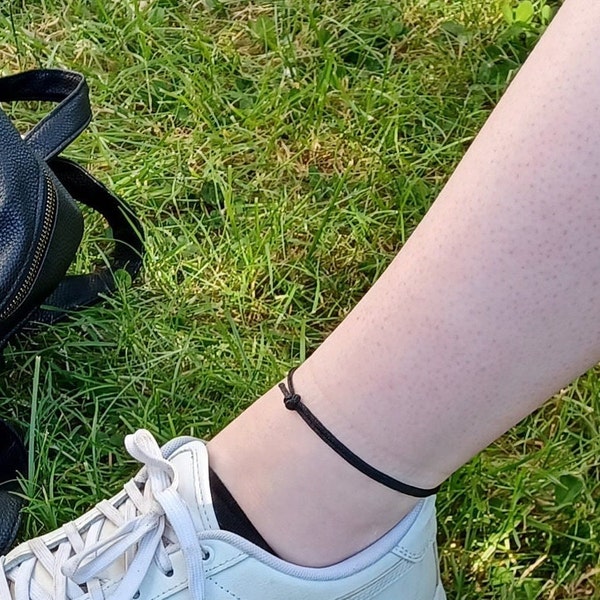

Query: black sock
<box><xmin>209</xmin><ymin>467</ymin><xmax>276</xmax><ymax>555</ymax></box>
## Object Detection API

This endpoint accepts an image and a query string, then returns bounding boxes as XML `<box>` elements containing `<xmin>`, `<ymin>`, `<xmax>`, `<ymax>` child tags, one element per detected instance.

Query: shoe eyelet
<box><xmin>133</xmin><ymin>592</ymin><xmax>140</xmax><ymax>599</ymax></box>
<box><xmin>165</xmin><ymin>569</ymin><xmax>174</xmax><ymax>578</ymax></box>
<box><xmin>202</xmin><ymin>546</ymin><xmax>213</xmax><ymax>562</ymax></box>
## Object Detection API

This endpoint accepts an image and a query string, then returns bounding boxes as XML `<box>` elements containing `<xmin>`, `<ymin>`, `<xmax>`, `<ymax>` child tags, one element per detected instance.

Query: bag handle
<box><xmin>30</xmin><ymin>157</ymin><xmax>144</xmax><ymax>324</ymax></box>
<box><xmin>0</xmin><ymin>69</ymin><xmax>91</xmax><ymax>160</ymax></box>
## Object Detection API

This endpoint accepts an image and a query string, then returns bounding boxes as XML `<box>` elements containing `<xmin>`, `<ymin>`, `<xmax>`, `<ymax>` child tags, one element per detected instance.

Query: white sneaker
<box><xmin>0</xmin><ymin>430</ymin><xmax>446</xmax><ymax>600</ymax></box>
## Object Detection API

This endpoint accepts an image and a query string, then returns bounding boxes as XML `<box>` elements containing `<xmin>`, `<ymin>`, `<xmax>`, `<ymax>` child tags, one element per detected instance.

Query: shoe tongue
<box><xmin>167</xmin><ymin>439</ymin><xmax>220</xmax><ymax>532</ymax></box>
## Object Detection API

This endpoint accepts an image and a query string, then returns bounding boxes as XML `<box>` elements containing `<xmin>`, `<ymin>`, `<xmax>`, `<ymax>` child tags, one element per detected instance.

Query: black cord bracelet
<box><xmin>279</xmin><ymin>368</ymin><xmax>441</xmax><ymax>498</ymax></box>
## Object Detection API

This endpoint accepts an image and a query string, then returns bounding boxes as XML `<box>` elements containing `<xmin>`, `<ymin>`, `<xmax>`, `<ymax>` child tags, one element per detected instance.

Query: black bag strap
<box><xmin>31</xmin><ymin>157</ymin><xmax>144</xmax><ymax>324</ymax></box>
<box><xmin>0</xmin><ymin>69</ymin><xmax>91</xmax><ymax>160</ymax></box>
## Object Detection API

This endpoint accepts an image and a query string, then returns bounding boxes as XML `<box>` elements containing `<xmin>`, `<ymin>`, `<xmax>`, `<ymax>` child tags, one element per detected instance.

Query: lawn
<box><xmin>1</xmin><ymin>0</ymin><xmax>599</xmax><ymax>598</ymax></box>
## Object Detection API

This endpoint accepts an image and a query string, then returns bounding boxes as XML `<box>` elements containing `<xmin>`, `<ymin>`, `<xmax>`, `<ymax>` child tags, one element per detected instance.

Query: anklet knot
<box><xmin>283</xmin><ymin>393</ymin><xmax>301</xmax><ymax>409</ymax></box>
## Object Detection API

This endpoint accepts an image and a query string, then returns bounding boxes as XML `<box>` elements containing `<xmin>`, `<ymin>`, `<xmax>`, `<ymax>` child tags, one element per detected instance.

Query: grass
<box><xmin>1</xmin><ymin>0</ymin><xmax>599</xmax><ymax>598</ymax></box>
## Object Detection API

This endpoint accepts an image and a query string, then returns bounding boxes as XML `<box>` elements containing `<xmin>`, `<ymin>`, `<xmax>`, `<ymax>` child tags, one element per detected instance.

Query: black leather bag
<box><xmin>0</xmin><ymin>421</ymin><xmax>27</xmax><ymax>556</ymax></box>
<box><xmin>0</xmin><ymin>69</ymin><xmax>144</xmax><ymax>554</ymax></box>
<box><xmin>0</xmin><ymin>69</ymin><xmax>144</xmax><ymax>349</ymax></box>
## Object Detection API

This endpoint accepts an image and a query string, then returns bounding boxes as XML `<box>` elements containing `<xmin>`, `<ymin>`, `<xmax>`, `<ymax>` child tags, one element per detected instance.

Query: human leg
<box><xmin>208</xmin><ymin>0</ymin><xmax>600</xmax><ymax>566</ymax></box>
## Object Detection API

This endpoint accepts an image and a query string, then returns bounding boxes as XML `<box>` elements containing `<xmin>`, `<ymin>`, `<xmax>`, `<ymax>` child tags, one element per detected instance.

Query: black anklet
<box><xmin>279</xmin><ymin>368</ymin><xmax>441</xmax><ymax>498</ymax></box>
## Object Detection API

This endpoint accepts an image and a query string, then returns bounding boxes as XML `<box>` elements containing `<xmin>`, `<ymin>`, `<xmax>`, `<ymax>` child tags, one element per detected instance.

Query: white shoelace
<box><xmin>0</xmin><ymin>430</ymin><xmax>208</xmax><ymax>600</ymax></box>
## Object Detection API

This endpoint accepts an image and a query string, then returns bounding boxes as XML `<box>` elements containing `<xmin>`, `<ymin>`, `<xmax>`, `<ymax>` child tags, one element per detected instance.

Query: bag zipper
<box><xmin>0</xmin><ymin>173</ymin><xmax>58</xmax><ymax>321</ymax></box>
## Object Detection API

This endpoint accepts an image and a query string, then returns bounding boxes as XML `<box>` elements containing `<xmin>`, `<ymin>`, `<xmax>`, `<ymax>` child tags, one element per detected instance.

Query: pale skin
<box><xmin>208</xmin><ymin>0</ymin><xmax>600</xmax><ymax>567</ymax></box>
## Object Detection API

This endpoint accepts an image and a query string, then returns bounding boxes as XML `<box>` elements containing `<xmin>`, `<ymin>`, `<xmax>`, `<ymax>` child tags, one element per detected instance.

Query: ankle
<box><xmin>207</xmin><ymin>384</ymin><xmax>420</xmax><ymax>567</ymax></box>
